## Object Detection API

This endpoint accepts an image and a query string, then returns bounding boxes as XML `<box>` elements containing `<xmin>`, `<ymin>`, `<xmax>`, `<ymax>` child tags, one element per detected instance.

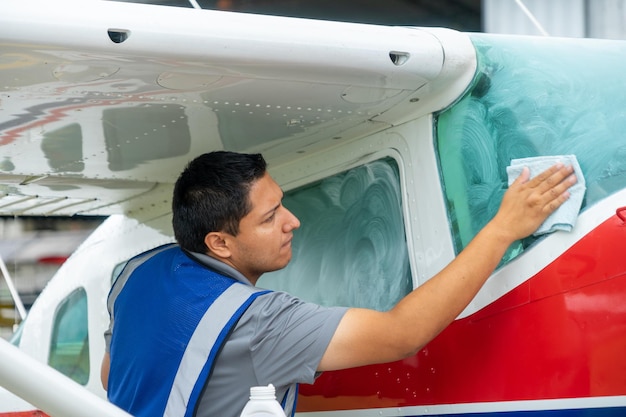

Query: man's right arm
<box><xmin>101</xmin><ymin>351</ymin><xmax>109</xmax><ymax>390</ymax></box>
<box><xmin>318</xmin><ymin>163</ymin><xmax>576</xmax><ymax>372</ymax></box>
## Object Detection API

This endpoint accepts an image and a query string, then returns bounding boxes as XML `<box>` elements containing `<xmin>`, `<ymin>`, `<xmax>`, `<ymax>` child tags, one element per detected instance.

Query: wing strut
<box><xmin>513</xmin><ymin>0</ymin><xmax>550</xmax><ymax>36</ymax></box>
<box><xmin>0</xmin><ymin>255</ymin><xmax>27</xmax><ymax>320</ymax></box>
<box><xmin>188</xmin><ymin>0</ymin><xmax>202</xmax><ymax>9</ymax></box>
<box><xmin>0</xmin><ymin>338</ymin><xmax>132</xmax><ymax>417</ymax></box>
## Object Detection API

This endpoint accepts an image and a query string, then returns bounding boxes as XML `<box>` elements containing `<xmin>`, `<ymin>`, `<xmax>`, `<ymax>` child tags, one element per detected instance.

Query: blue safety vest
<box><xmin>107</xmin><ymin>244</ymin><xmax>274</xmax><ymax>417</ymax></box>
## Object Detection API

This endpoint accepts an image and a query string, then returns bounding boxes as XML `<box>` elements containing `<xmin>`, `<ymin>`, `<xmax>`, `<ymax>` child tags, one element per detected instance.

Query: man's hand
<box><xmin>491</xmin><ymin>163</ymin><xmax>577</xmax><ymax>244</ymax></box>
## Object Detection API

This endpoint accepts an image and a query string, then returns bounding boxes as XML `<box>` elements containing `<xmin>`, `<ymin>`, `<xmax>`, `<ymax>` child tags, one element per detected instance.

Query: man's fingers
<box><xmin>532</xmin><ymin>163</ymin><xmax>576</xmax><ymax>193</ymax></box>
<box><xmin>497</xmin><ymin>162</ymin><xmax>578</xmax><ymax>241</ymax></box>
<box><xmin>545</xmin><ymin>189</ymin><xmax>571</xmax><ymax>214</ymax></box>
<box><xmin>527</xmin><ymin>163</ymin><xmax>564</xmax><ymax>186</ymax></box>
<box><xmin>513</xmin><ymin>166</ymin><xmax>531</xmax><ymax>185</ymax></box>
<box><xmin>538</xmin><ymin>170</ymin><xmax>576</xmax><ymax>215</ymax></box>
<box><xmin>510</xmin><ymin>163</ymin><xmax>577</xmax><ymax>217</ymax></box>
<box><xmin>513</xmin><ymin>163</ymin><xmax>576</xmax><ymax>196</ymax></box>
<box><xmin>511</xmin><ymin>163</ymin><xmax>571</xmax><ymax>189</ymax></box>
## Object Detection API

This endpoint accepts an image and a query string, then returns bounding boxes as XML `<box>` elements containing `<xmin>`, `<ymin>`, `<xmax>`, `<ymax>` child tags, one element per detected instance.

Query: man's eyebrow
<box><xmin>260</xmin><ymin>188</ymin><xmax>283</xmax><ymax>218</ymax></box>
<box><xmin>261</xmin><ymin>201</ymin><xmax>281</xmax><ymax>219</ymax></box>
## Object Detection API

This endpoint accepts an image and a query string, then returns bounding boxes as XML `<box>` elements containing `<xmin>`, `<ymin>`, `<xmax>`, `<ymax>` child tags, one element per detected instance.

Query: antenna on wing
<box><xmin>514</xmin><ymin>0</ymin><xmax>550</xmax><ymax>36</ymax></box>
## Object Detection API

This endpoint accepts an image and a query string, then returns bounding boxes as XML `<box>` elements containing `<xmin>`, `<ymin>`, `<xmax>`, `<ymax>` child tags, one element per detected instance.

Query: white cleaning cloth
<box><xmin>506</xmin><ymin>155</ymin><xmax>586</xmax><ymax>236</ymax></box>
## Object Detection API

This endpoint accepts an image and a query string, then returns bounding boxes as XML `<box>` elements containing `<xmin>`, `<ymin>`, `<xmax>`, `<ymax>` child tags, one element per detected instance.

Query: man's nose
<box><xmin>284</xmin><ymin>208</ymin><xmax>300</xmax><ymax>231</ymax></box>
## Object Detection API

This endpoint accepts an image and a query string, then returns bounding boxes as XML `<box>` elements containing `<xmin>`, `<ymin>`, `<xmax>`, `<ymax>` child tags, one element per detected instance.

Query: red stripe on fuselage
<box><xmin>299</xmin><ymin>213</ymin><xmax>626</xmax><ymax>411</ymax></box>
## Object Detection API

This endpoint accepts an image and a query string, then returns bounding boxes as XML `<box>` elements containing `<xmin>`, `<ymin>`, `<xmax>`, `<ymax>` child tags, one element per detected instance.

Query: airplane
<box><xmin>0</xmin><ymin>0</ymin><xmax>625</xmax><ymax>416</ymax></box>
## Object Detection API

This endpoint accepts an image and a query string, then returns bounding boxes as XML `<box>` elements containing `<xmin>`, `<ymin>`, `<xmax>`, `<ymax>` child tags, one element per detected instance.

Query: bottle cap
<box><xmin>249</xmin><ymin>384</ymin><xmax>276</xmax><ymax>400</ymax></box>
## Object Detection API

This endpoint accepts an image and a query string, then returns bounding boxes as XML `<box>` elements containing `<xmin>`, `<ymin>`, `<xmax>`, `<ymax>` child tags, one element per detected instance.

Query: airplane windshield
<box><xmin>436</xmin><ymin>34</ymin><xmax>626</xmax><ymax>264</ymax></box>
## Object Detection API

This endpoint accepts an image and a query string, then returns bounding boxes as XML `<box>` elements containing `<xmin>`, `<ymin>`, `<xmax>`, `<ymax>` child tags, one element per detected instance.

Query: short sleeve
<box><xmin>243</xmin><ymin>291</ymin><xmax>347</xmax><ymax>386</ymax></box>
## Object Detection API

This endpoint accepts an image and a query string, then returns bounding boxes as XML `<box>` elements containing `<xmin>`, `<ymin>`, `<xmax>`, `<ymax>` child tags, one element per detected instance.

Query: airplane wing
<box><xmin>0</xmin><ymin>0</ymin><xmax>475</xmax><ymax>218</ymax></box>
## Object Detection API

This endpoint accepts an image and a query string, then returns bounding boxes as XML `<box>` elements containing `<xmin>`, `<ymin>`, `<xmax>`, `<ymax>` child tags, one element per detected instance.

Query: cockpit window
<box><xmin>258</xmin><ymin>158</ymin><xmax>412</xmax><ymax>311</ymax></box>
<box><xmin>48</xmin><ymin>287</ymin><xmax>89</xmax><ymax>385</ymax></box>
<box><xmin>436</xmin><ymin>34</ymin><xmax>626</xmax><ymax>265</ymax></box>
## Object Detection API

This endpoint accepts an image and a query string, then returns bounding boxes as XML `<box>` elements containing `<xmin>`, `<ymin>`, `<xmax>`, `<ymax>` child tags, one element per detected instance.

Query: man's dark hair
<box><xmin>172</xmin><ymin>151</ymin><xmax>267</xmax><ymax>253</ymax></box>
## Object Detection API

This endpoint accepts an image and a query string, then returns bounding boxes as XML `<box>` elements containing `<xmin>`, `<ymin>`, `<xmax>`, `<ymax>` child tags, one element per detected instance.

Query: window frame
<box><xmin>47</xmin><ymin>286</ymin><xmax>90</xmax><ymax>385</ymax></box>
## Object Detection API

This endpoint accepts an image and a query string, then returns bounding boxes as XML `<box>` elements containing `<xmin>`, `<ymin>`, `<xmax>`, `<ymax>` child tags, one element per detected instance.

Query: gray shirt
<box><xmin>106</xmin><ymin>249</ymin><xmax>348</xmax><ymax>417</ymax></box>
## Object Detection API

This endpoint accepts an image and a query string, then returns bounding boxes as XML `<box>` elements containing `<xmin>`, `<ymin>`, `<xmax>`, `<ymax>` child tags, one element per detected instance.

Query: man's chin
<box><xmin>270</xmin><ymin>257</ymin><xmax>292</xmax><ymax>273</ymax></box>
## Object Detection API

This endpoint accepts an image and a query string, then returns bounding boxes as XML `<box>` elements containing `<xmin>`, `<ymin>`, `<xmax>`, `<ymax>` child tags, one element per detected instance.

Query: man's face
<box><xmin>221</xmin><ymin>172</ymin><xmax>300</xmax><ymax>283</ymax></box>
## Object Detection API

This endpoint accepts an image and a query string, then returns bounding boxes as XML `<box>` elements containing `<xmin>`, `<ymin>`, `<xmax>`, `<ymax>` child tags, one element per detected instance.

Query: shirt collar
<box><xmin>185</xmin><ymin>249</ymin><xmax>254</xmax><ymax>287</ymax></box>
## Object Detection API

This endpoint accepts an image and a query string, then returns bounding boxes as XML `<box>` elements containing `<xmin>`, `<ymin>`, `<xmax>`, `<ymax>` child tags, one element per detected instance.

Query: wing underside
<box><xmin>0</xmin><ymin>0</ymin><xmax>476</xmax><ymax>217</ymax></box>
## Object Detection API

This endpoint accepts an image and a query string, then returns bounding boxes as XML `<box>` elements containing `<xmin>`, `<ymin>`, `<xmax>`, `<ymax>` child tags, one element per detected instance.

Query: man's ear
<box><xmin>204</xmin><ymin>232</ymin><xmax>231</xmax><ymax>259</ymax></box>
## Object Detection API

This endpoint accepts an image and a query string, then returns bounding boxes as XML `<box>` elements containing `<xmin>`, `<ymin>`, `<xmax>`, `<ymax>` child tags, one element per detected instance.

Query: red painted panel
<box><xmin>298</xmin><ymin>213</ymin><xmax>626</xmax><ymax>412</ymax></box>
<box><xmin>0</xmin><ymin>411</ymin><xmax>49</xmax><ymax>417</ymax></box>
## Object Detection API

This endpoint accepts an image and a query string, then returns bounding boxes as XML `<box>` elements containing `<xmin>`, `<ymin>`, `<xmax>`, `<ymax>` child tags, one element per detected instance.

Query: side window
<box><xmin>436</xmin><ymin>34</ymin><xmax>626</xmax><ymax>265</ymax></box>
<box><xmin>48</xmin><ymin>288</ymin><xmax>89</xmax><ymax>385</ymax></box>
<box><xmin>258</xmin><ymin>158</ymin><xmax>412</xmax><ymax>311</ymax></box>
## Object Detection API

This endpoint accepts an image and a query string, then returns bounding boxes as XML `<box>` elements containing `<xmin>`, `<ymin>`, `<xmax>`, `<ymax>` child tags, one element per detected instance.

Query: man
<box><xmin>101</xmin><ymin>151</ymin><xmax>576</xmax><ymax>417</ymax></box>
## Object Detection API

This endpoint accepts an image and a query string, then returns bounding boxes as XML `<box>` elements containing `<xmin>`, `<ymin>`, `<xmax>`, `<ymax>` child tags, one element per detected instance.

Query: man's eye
<box><xmin>264</xmin><ymin>213</ymin><xmax>276</xmax><ymax>223</ymax></box>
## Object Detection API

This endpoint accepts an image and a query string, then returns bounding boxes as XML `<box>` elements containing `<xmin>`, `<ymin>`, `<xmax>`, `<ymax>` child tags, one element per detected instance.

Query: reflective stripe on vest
<box><xmin>164</xmin><ymin>283</ymin><xmax>263</xmax><ymax>417</ymax></box>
